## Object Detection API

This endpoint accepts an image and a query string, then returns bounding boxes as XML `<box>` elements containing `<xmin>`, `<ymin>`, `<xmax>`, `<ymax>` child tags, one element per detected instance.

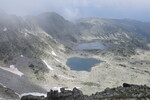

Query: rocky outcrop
<box><xmin>21</xmin><ymin>87</ymin><xmax>86</xmax><ymax>100</ymax></box>
<box><xmin>21</xmin><ymin>83</ymin><xmax>150</xmax><ymax>100</ymax></box>
<box><xmin>91</xmin><ymin>83</ymin><xmax>150</xmax><ymax>100</ymax></box>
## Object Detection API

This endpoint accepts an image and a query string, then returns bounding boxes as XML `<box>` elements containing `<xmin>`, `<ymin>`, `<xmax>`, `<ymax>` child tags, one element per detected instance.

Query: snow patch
<box><xmin>43</xmin><ymin>86</ymin><xmax>71</xmax><ymax>92</ymax></box>
<box><xmin>24</xmin><ymin>29</ymin><xmax>31</xmax><ymax>33</ymax></box>
<box><xmin>51</xmin><ymin>87</ymin><xmax>62</xmax><ymax>92</ymax></box>
<box><xmin>0</xmin><ymin>83</ymin><xmax>6</xmax><ymax>88</ymax></box>
<box><xmin>51</xmin><ymin>51</ymin><xmax>57</xmax><ymax>56</ymax></box>
<box><xmin>0</xmin><ymin>98</ymin><xmax>18</xmax><ymax>100</ymax></box>
<box><xmin>43</xmin><ymin>85</ymin><xmax>81</xmax><ymax>93</ymax></box>
<box><xmin>55</xmin><ymin>58</ymin><xmax>62</xmax><ymax>63</ymax></box>
<box><xmin>3</xmin><ymin>27</ymin><xmax>7</xmax><ymax>31</ymax></box>
<box><xmin>0</xmin><ymin>98</ymin><xmax>7</xmax><ymax>100</ymax></box>
<box><xmin>25</xmin><ymin>33</ymin><xmax>28</xmax><ymax>37</ymax></box>
<box><xmin>0</xmin><ymin>65</ymin><xmax>24</xmax><ymax>77</ymax></box>
<box><xmin>43</xmin><ymin>85</ymin><xmax>61</xmax><ymax>92</ymax></box>
<box><xmin>20</xmin><ymin>55</ymin><xmax>24</xmax><ymax>57</ymax></box>
<box><xmin>21</xmin><ymin>92</ymin><xmax>46</xmax><ymax>97</ymax></box>
<box><xmin>50</xmin><ymin>87</ymin><xmax>80</xmax><ymax>92</ymax></box>
<box><xmin>42</xmin><ymin>60</ymin><xmax>54</xmax><ymax>70</ymax></box>
<box><xmin>124</xmin><ymin>33</ymin><xmax>130</xmax><ymax>39</ymax></box>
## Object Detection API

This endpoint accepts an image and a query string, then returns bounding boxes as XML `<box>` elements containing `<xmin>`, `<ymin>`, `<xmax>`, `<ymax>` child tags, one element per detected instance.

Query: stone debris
<box><xmin>21</xmin><ymin>83</ymin><xmax>150</xmax><ymax>100</ymax></box>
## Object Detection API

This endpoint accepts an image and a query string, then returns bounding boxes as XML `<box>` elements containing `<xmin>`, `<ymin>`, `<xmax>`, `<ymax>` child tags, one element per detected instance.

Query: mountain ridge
<box><xmin>0</xmin><ymin>11</ymin><xmax>150</xmax><ymax>99</ymax></box>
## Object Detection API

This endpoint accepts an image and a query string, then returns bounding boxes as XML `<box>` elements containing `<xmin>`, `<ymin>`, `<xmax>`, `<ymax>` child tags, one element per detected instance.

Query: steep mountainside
<box><xmin>29</xmin><ymin>12</ymin><xmax>80</xmax><ymax>46</ymax></box>
<box><xmin>0</xmin><ymin>12</ymin><xmax>67</xmax><ymax>95</ymax></box>
<box><xmin>0</xmin><ymin>12</ymin><xmax>62</xmax><ymax>61</ymax></box>
<box><xmin>0</xmin><ymin>12</ymin><xmax>150</xmax><ymax>99</ymax></box>
<box><xmin>0</xmin><ymin>83</ymin><xmax>19</xmax><ymax>100</ymax></box>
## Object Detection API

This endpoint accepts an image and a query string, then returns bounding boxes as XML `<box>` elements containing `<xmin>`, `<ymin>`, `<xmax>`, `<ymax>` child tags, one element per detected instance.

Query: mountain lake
<box><xmin>74</xmin><ymin>42</ymin><xmax>106</xmax><ymax>50</ymax></box>
<box><xmin>66</xmin><ymin>57</ymin><xmax>102</xmax><ymax>71</ymax></box>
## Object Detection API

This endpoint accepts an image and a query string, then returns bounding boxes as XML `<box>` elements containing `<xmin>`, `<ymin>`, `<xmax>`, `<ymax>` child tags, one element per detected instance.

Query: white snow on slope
<box><xmin>0</xmin><ymin>98</ymin><xmax>9</xmax><ymax>100</ymax></box>
<box><xmin>0</xmin><ymin>83</ymin><xmax>6</xmax><ymax>88</ymax></box>
<box><xmin>0</xmin><ymin>65</ymin><xmax>24</xmax><ymax>77</ymax></box>
<box><xmin>25</xmin><ymin>33</ymin><xmax>28</xmax><ymax>37</ymax></box>
<box><xmin>42</xmin><ymin>60</ymin><xmax>54</xmax><ymax>70</ymax></box>
<box><xmin>3</xmin><ymin>27</ymin><xmax>7</xmax><ymax>31</ymax></box>
<box><xmin>43</xmin><ymin>86</ymin><xmax>73</xmax><ymax>92</ymax></box>
<box><xmin>55</xmin><ymin>58</ymin><xmax>62</xmax><ymax>64</ymax></box>
<box><xmin>21</xmin><ymin>92</ymin><xmax>46</xmax><ymax>97</ymax></box>
<box><xmin>49</xmin><ymin>87</ymin><xmax>76</xmax><ymax>92</ymax></box>
<box><xmin>20</xmin><ymin>55</ymin><xmax>24</xmax><ymax>57</ymax></box>
<box><xmin>43</xmin><ymin>85</ymin><xmax>62</xmax><ymax>92</ymax></box>
<box><xmin>51</xmin><ymin>87</ymin><xmax>62</xmax><ymax>92</ymax></box>
<box><xmin>0</xmin><ymin>98</ymin><xmax>16</xmax><ymax>100</ymax></box>
<box><xmin>51</xmin><ymin>51</ymin><xmax>57</xmax><ymax>56</ymax></box>
<box><xmin>21</xmin><ymin>87</ymin><xmax>78</xmax><ymax>98</ymax></box>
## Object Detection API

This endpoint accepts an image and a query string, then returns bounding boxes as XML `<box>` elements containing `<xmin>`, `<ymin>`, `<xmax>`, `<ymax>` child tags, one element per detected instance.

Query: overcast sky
<box><xmin>0</xmin><ymin>0</ymin><xmax>150</xmax><ymax>21</ymax></box>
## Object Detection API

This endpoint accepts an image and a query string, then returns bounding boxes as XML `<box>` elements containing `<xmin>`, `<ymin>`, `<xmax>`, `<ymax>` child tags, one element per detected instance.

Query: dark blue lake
<box><xmin>74</xmin><ymin>42</ymin><xmax>106</xmax><ymax>50</ymax></box>
<box><xmin>66</xmin><ymin>57</ymin><xmax>102</xmax><ymax>71</ymax></box>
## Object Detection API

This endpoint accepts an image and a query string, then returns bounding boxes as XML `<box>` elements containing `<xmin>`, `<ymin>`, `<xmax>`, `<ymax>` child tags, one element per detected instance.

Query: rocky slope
<box><xmin>76</xmin><ymin>18</ymin><xmax>150</xmax><ymax>56</ymax></box>
<box><xmin>21</xmin><ymin>83</ymin><xmax>150</xmax><ymax>100</ymax></box>
<box><xmin>30</xmin><ymin>12</ymin><xmax>80</xmax><ymax>47</ymax></box>
<box><xmin>0</xmin><ymin>11</ymin><xmax>68</xmax><ymax>95</ymax></box>
<box><xmin>0</xmin><ymin>11</ymin><xmax>150</xmax><ymax>99</ymax></box>
<box><xmin>0</xmin><ymin>83</ymin><xmax>19</xmax><ymax>100</ymax></box>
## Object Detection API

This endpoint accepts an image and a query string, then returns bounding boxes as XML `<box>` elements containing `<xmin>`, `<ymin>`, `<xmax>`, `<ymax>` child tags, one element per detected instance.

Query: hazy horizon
<box><xmin>0</xmin><ymin>0</ymin><xmax>150</xmax><ymax>22</ymax></box>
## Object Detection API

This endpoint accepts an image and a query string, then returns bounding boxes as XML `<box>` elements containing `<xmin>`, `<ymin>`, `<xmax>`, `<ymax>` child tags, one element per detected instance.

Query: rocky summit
<box><xmin>21</xmin><ymin>83</ymin><xmax>150</xmax><ymax>100</ymax></box>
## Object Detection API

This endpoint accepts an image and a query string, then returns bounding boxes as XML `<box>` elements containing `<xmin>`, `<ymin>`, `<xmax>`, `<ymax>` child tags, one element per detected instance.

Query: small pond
<box><xmin>66</xmin><ymin>57</ymin><xmax>102</xmax><ymax>71</ymax></box>
<box><xmin>74</xmin><ymin>42</ymin><xmax>106</xmax><ymax>50</ymax></box>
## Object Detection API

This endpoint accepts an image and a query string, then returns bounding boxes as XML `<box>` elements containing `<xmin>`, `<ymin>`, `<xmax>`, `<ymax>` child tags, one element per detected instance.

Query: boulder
<box><xmin>123</xmin><ymin>83</ymin><xmax>132</xmax><ymax>87</ymax></box>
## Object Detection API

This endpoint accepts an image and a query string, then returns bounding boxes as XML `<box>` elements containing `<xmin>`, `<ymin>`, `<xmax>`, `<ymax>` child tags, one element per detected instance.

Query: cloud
<box><xmin>0</xmin><ymin>0</ymin><xmax>150</xmax><ymax>21</ymax></box>
<box><xmin>63</xmin><ymin>7</ymin><xmax>80</xmax><ymax>20</ymax></box>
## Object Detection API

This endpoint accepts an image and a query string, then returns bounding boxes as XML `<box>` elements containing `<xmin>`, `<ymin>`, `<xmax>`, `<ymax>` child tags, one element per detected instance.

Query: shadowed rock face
<box><xmin>21</xmin><ymin>83</ymin><xmax>150</xmax><ymax>100</ymax></box>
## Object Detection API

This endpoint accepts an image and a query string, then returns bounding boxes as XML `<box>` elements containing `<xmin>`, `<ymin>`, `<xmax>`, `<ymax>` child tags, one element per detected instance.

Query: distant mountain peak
<box><xmin>38</xmin><ymin>12</ymin><xmax>65</xmax><ymax>20</ymax></box>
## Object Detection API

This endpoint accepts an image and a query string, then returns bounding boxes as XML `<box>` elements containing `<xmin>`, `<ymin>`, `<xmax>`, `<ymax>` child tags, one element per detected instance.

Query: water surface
<box><xmin>66</xmin><ymin>57</ymin><xmax>102</xmax><ymax>71</ymax></box>
<box><xmin>74</xmin><ymin>42</ymin><xmax>106</xmax><ymax>50</ymax></box>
